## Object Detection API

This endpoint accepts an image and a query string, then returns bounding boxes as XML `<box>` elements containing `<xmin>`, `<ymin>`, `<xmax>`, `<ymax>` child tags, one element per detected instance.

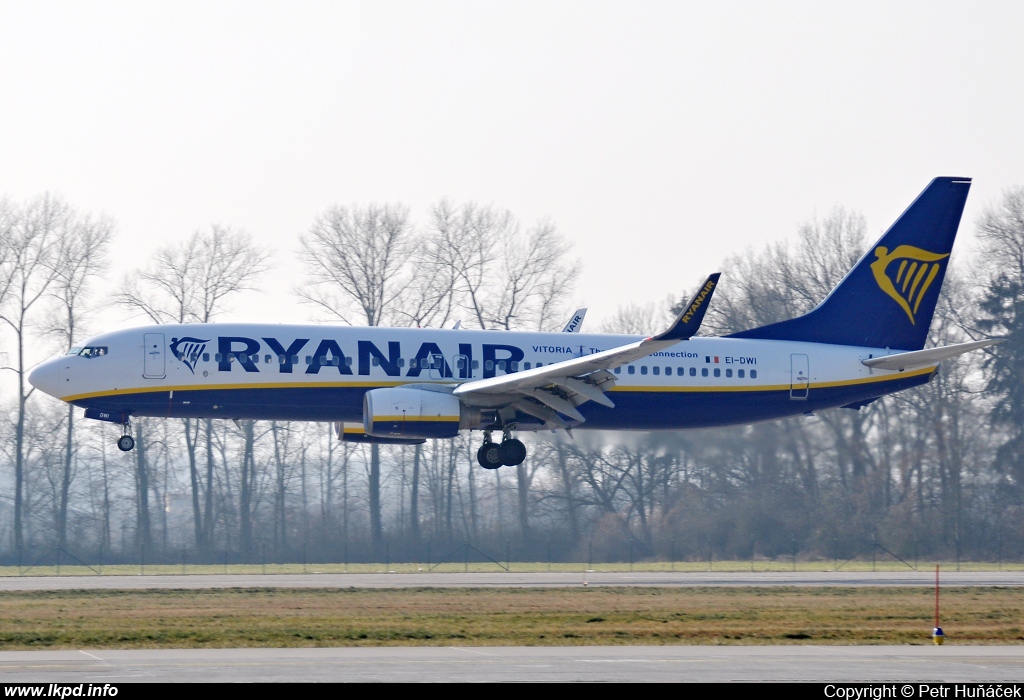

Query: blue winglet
<box><xmin>654</xmin><ymin>273</ymin><xmax>721</xmax><ymax>341</ymax></box>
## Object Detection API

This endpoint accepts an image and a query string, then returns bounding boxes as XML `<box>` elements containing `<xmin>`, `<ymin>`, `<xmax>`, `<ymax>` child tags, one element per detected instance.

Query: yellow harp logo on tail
<box><xmin>870</xmin><ymin>245</ymin><xmax>949</xmax><ymax>325</ymax></box>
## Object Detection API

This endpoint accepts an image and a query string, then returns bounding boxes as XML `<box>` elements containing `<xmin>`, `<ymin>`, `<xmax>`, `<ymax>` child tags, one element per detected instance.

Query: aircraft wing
<box><xmin>453</xmin><ymin>274</ymin><xmax>720</xmax><ymax>428</ymax></box>
<box><xmin>861</xmin><ymin>338</ymin><xmax>1003</xmax><ymax>371</ymax></box>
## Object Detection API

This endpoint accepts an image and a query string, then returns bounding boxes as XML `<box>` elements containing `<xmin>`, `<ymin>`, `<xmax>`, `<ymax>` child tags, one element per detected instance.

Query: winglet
<box><xmin>653</xmin><ymin>273</ymin><xmax>721</xmax><ymax>341</ymax></box>
<box><xmin>562</xmin><ymin>308</ymin><xmax>587</xmax><ymax>333</ymax></box>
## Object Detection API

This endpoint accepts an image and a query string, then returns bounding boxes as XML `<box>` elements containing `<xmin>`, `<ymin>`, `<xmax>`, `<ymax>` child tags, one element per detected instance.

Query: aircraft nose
<box><xmin>28</xmin><ymin>357</ymin><xmax>63</xmax><ymax>399</ymax></box>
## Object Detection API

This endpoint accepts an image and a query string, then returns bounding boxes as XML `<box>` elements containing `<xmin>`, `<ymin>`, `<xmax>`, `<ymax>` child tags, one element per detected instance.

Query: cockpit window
<box><xmin>67</xmin><ymin>347</ymin><xmax>83</xmax><ymax>355</ymax></box>
<box><xmin>79</xmin><ymin>346</ymin><xmax>108</xmax><ymax>358</ymax></box>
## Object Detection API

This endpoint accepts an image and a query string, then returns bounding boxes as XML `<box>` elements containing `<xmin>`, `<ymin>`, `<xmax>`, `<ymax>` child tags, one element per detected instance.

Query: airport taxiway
<box><xmin>0</xmin><ymin>645</ymin><xmax>1021</xmax><ymax>682</ymax></box>
<box><xmin>0</xmin><ymin>570</ymin><xmax>1019</xmax><ymax>591</ymax></box>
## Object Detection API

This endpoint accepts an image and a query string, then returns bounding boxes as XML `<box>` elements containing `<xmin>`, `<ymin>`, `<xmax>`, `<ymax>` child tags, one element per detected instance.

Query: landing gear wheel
<box><xmin>477</xmin><ymin>442</ymin><xmax>503</xmax><ymax>470</ymax></box>
<box><xmin>117</xmin><ymin>435</ymin><xmax>135</xmax><ymax>452</ymax></box>
<box><xmin>498</xmin><ymin>438</ymin><xmax>527</xmax><ymax>466</ymax></box>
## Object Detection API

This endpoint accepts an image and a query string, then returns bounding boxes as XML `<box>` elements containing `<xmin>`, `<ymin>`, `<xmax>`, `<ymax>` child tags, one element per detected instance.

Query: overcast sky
<box><xmin>1</xmin><ymin>1</ymin><xmax>1022</xmax><ymax>336</ymax></box>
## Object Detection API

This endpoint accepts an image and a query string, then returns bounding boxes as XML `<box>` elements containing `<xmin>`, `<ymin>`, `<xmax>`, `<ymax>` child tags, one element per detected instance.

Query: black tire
<box><xmin>477</xmin><ymin>442</ymin><xmax>503</xmax><ymax>469</ymax></box>
<box><xmin>117</xmin><ymin>435</ymin><xmax>135</xmax><ymax>452</ymax></box>
<box><xmin>498</xmin><ymin>438</ymin><xmax>527</xmax><ymax>466</ymax></box>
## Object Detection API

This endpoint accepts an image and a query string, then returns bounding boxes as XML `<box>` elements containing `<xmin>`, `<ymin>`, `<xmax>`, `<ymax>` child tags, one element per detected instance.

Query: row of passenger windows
<box><xmin>614</xmin><ymin>365</ymin><xmax>757</xmax><ymax>379</ymax></box>
<box><xmin>182</xmin><ymin>352</ymin><xmax>569</xmax><ymax>371</ymax></box>
<box><xmin>185</xmin><ymin>352</ymin><xmax>530</xmax><ymax>371</ymax></box>
<box><xmin>179</xmin><ymin>352</ymin><xmax>758</xmax><ymax>379</ymax></box>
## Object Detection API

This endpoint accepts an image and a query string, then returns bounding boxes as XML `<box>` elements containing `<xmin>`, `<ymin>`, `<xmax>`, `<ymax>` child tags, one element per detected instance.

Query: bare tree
<box><xmin>430</xmin><ymin>201</ymin><xmax>581</xmax><ymax>331</ymax></box>
<box><xmin>297</xmin><ymin>204</ymin><xmax>414</xmax><ymax>326</ymax></box>
<box><xmin>298</xmin><ymin>203</ymin><xmax>416</xmax><ymax>551</ymax></box>
<box><xmin>43</xmin><ymin>212</ymin><xmax>113</xmax><ymax>553</ymax></box>
<box><xmin>115</xmin><ymin>225</ymin><xmax>270</xmax><ymax>554</ymax></box>
<box><xmin>0</xmin><ymin>195</ymin><xmax>76</xmax><ymax>553</ymax></box>
<box><xmin>599</xmin><ymin>301</ymin><xmax>671</xmax><ymax>335</ymax></box>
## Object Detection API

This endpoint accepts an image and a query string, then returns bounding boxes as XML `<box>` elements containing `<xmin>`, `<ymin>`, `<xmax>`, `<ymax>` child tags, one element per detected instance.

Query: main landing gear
<box><xmin>117</xmin><ymin>421</ymin><xmax>135</xmax><ymax>452</ymax></box>
<box><xmin>477</xmin><ymin>429</ymin><xmax>526</xmax><ymax>469</ymax></box>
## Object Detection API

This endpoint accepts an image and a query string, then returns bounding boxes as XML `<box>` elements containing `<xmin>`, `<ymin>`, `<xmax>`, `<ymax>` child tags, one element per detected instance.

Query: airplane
<box><xmin>29</xmin><ymin>177</ymin><xmax>1001</xmax><ymax>470</ymax></box>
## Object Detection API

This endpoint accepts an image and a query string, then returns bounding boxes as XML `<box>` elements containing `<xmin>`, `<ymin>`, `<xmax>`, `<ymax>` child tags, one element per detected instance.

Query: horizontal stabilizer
<box><xmin>653</xmin><ymin>273</ymin><xmax>721</xmax><ymax>341</ymax></box>
<box><xmin>861</xmin><ymin>338</ymin><xmax>1003</xmax><ymax>371</ymax></box>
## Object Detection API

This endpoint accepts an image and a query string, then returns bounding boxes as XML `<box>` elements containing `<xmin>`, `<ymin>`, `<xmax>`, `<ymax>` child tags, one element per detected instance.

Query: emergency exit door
<box><xmin>790</xmin><ymin>353</ymin><xmax>809</xmax><ymax>400</ymax></box>
<box><xmin>143</xmin><ymin>333</ymin><xmax>166</xmax><ymax>379</ymax></box>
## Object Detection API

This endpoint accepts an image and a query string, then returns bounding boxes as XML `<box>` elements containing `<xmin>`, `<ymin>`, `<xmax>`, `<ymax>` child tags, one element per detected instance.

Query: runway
<box><xmin>0</xmin><ymin>570</ymin><xmax>1019</xmax><ymax>591</ymax></box>
<box><xmin>0</xmin><ymin>645</ymin><xmax>1021</xmax><ymax>682</ymax></box>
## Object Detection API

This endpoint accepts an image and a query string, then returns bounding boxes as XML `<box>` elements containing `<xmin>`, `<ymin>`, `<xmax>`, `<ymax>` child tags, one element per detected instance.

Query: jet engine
<box><xmin>363</xmin><ymin>387</ymin><xmax>478</xmax><ymax>439</ymax></box>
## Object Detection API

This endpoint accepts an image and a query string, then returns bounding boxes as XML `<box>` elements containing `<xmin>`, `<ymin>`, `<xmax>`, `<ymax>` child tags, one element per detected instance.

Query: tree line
<box><xmin>1</xmin><ymin>191</ymin><xmax>1023</xmax><ymax>565</ymax></box>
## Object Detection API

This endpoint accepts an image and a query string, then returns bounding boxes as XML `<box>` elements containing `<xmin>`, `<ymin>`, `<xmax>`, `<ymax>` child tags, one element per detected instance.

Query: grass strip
<box><xmin>0</xmin><ymin>586</ymin><xmax>1021</xmax><ymax>649</ymax></box>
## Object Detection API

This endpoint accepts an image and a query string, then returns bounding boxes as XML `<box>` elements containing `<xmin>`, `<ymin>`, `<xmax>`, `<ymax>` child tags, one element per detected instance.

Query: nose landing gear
<box><xmin>117</xmin><ymin>421</ymin><xmax>135</xmax><ymax>452</ymax></box>
<box><xmin>476</xmin><ymin>429</ymin><xmax>526</xmax><ymax>469</ymax></box>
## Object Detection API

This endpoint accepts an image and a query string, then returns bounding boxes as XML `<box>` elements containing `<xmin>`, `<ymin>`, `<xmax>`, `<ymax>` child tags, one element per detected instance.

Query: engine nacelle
<box><xmin>363</xmin><ymin>387</ymin><xmax>475</xmax><ymax>439</ymax></box>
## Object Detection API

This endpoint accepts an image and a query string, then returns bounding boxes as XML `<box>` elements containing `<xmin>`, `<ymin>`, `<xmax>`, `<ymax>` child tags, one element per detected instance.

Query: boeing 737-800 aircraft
<box><xmin>29</xmin><ymin>177</ymin><xmax>999</xmax><ymax>469</ymax></box>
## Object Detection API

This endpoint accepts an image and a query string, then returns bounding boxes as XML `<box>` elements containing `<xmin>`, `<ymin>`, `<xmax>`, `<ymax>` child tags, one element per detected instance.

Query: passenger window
<box><xmin>497</xmin><ymin>360</ymin><xmax>506</xmax><ymax>371</ymax></box>
<box><xmin>614</xmin><ymin>366</ymin><xmax>621</xmax><ymax>374</ymax></box>
<box><xmin>652</xmin><ymin>366</ymin><xmax>660</xmax><ymax>375</ymax></box>
<box><xmin>523</xmin><ymin>362</ymin><xmax>531</xmax><ymax>370</ymax></box>
<box><xmin>536</xmin><ymin>362</ymin><xmax>543</xmax><ymax>367</ymax></box>
<box><xmin>665</xmin><ymin>367</ymin><xmax>672</xmax><ymax>375</ymax></box>
<box><xmin>457</xmin><ymin>357</ymin><xmax>467</xmax><ymax>369</ymax></box>
<box><xmin>714</xmin><ymin>368</ymin><xmax>721</xmax><ymax>377</ymax></box>
<box><xmin>346</xmin><ymin>357</ymin><xmax>353</xmax><ymax>367</ymax></box>
<box><xmin>628</xmin><ymin>365</ymin><xmax>635</xmax><ymax>375</ymax></box>
<box><xmin>689</xmin><ymin>367</ymin><xmax>696</xmax><ymax>377</ymax></box>
<box><xmin>725</xmin><ymin>369</ymin><xmax>732</xmax><ymax>378</ymax></box>
<box><xmin>751</xmin><ymin>370</ymin><xmax>758</xmax><ymax>379</ymax></box>
<box><xmin>305</xmin><ymin>356</ymin><xmax>312</xmax><ymax>365</ymax></box>
<box><xmin>265</xmin><ymin>355</ymin><xmax>272</xmax><ymax>363</ymax></box>
<box><xmin>278</xmin><ymin>355</ymin><xmax>286</xmax><ymax>364</ymax></box>
<box><xmin>291</xmin><ymin>355</ymin><xmax>298</xmax><ymax>364</ymax></box>
<box><xmin>510</xmin><ymin>361</ymin><xmax>518</xmax><ymax>372</ymax></box>
<box><xmin>640</xmin><ymin>366</ymin><xmax>648</xmax><ymax>375</ymax></box>
<box><xmin>410</xmin><ymin>359</ymin><xmax>418</xmax><ymax>369</ymax></box>
<box><xmin>701</xmin><ymin>368</ymin><xmax>708</xmax><ymax>377</ymax></box>
<box><xmin>485</xmin><ymin>360</ymin><xmax>494</xmax><ymax>370</ymax></box>
<box><xmin>738</xmin><ymin>369</ymin><xmax>745</xmax><ymax>378</ymax></box>
<box><xmin>398</xmin><ymin>358</ymin><xmax>405</xmax><ymax>367</ymax></box>
<box><xmin>203</xmin><ymin>353</ymin><xmax>210</xmax><ymax>362</ymax></box>
<box><xmin>472</xmin><ymin>360</ymin><xmax>479</xmax><ymax>369</ymax></box>
<box><xmin>372</xmin><ymin>357</ymin><xmax>380</xmax><ymax>366</ymax></box>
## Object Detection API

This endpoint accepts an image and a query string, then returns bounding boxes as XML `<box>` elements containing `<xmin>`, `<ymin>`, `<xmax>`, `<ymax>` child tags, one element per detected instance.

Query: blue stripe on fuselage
<box><xmin>71</xmin><ymin>370</ymin><xmax>933</xmax><ymax>430</ymax></box>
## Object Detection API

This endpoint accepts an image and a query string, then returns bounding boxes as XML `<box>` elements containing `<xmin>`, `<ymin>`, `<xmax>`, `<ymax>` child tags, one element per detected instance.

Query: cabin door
<box><xmin>789</xmin><ymin>353</ymin><xmax>809</xmax><ymax>400</ymax></box>
<box><xmin>143</xmin><ymin>333</ymin><xmax>166</xmax><ymax>379</ymax></box>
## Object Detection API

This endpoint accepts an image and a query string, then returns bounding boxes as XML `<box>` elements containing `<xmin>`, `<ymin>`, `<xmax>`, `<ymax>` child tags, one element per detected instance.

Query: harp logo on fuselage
<box><xmin>869</xmin><ymin>245</ymin><xmax>949</xmax><ymax>325</ymax></box>
<box><xmin>169</xmin><ymin>336</ymin><xmax>209</xmax><ymax>374</ymax></box>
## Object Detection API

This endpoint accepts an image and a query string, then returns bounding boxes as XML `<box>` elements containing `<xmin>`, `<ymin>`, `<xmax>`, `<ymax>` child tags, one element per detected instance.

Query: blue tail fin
<box><xmin>728</xmin><ymin>177</ymin><xmax>971</xmax><ymax>350</ymax></box>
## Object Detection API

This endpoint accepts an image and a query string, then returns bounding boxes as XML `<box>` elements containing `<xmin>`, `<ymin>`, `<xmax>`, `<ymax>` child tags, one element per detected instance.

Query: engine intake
<box><xmin>363</xmin><ymin>387</ymin><xmax>476</xmax><ymax>439</ymax></box>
